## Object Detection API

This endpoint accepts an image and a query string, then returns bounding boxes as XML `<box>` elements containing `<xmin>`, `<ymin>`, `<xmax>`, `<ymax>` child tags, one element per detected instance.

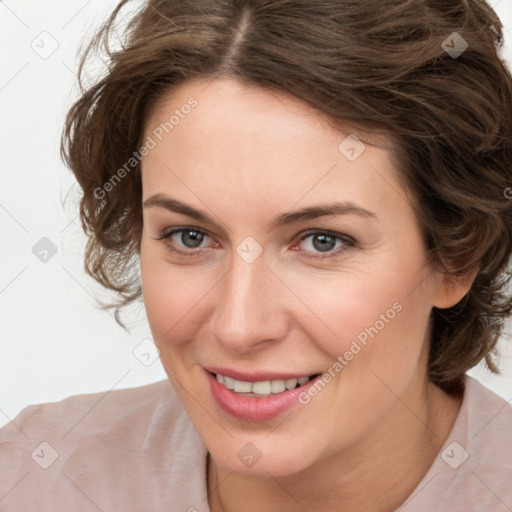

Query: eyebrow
<box><xmin>143</xmin><ymin>194</ymin><xmax>377</xmax><ymax>228</ymax></box>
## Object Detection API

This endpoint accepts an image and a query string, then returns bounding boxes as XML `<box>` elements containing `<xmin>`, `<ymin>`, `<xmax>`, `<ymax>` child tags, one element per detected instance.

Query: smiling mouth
<box><xmin>211</xmin><ymin>372</ymin><xmax>322</xmax><ymax>397</ymax></box>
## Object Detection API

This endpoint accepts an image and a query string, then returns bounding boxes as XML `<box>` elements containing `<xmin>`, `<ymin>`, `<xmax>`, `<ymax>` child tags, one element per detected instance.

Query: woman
<box><xmin>1</xmin><ymin>0</ymin><xmax>512</xmax><ymax>510</ymax></box>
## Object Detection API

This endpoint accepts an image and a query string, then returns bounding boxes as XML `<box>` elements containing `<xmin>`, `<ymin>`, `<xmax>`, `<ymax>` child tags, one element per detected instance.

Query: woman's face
<box><xmin>139</xmin><ymin>76</ymin><xmax>453</xmax><ymax>477</ymax></box>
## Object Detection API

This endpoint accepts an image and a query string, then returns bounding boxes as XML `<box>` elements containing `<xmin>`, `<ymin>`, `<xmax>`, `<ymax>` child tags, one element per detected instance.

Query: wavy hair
<box><xmin>61</xmin><ymin>0</ymin><xmax>512</xmax><ymax>396</ymax></box>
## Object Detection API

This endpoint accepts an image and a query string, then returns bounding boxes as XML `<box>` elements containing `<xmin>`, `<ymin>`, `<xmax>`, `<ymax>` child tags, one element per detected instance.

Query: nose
<box><xmin>209</xmin><ymin>249</ymin><xmax>289</xmax><ymax>354</ymax></box>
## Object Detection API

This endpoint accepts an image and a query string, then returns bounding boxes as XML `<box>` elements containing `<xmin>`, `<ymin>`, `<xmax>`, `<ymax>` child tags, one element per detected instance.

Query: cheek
<box><xmin>139</xmin><ymin>238</ymin><xmax>216</xmax><ymax>349</ymax></box>
<box><xmin>140</xmin><ymin>237</ymin><xmax>184</xmax><ymax>338</ymax></box>
<box><xmin>287</xmin><ymin>269</ymin><xmax>434</xmax><ymax>444</ymax></box>
<box><xmin>288</xmin><ymin>256</ymin><xmax>433</xmax><ymax>382</ymax></box>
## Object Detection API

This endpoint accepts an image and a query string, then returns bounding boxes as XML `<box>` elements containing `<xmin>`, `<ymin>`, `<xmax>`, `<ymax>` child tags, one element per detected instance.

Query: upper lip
<box><xmin>204</xmin><ymin>366</ymin><xmax>320</xmax><ymax>382</ymax></box>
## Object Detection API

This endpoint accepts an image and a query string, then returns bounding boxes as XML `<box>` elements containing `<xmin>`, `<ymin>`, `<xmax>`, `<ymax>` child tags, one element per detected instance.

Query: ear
<box><xmin>432</xmin><ymin>269</ymin><xmax>478</xmax><ymax>309</ymax></box>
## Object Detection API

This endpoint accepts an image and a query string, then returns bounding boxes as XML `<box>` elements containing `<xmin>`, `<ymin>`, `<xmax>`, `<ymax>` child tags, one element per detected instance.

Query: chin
<box><xmin>209</xmin><ymin>439</ymin><xmax>320</xmax><ymax>479</ymax></box>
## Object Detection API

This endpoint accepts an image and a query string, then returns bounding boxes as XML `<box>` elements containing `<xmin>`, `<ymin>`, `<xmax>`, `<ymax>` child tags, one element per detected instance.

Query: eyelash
<box><xmin>153</xmin><ymin>226</ymin><xmax>356</xmax><ymax>261</ymax></box>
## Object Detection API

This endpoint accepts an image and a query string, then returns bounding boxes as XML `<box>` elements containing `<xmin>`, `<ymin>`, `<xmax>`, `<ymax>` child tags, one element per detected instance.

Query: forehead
<box><xmin>143</xmin><ymin>77</ymin><xmax>345</xmax><ymax>163</ymax></box>
<box><xmin>140</xmin><ymin>77</ymin><xmax>410</xmax><ymax>224</ymax></box>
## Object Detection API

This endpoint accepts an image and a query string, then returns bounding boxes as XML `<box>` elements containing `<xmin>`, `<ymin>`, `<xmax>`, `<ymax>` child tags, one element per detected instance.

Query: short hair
<box><xmin>61</xmin><ymin>0</ymin><xmax>512</xmax><ymax>396</ymax></box>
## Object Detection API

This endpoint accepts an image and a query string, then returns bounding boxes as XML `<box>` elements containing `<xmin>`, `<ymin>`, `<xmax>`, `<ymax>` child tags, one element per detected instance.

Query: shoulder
<box><xmin>463</xmin><ymin>375</ymin><xmax>512</xmax><ymax>470</ymax></box>
<box><xmin>401</xmin><ymin>375</ymin><xmax>512</xmax><ymax>512</ymax></box>
<box><xmin>446</xmin><ymin>377</ymin><xmax>512</xmax><ymax>509</ymax></box>
<box><xmin>0</xmin><ymin>380</ymin><xmax>208</xmax><ymax>511</ymax></box>
<box><xmin>1</xmin><ymin>379</ymin><xmax>175</xmax><ymax>441</ymax></box>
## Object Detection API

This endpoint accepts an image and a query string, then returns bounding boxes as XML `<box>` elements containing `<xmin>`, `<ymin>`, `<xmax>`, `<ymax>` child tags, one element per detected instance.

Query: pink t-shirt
<box><xmin>1</xmin><ymin>375</ymin><xmax>511</xmax><ymax>511</ymax></box>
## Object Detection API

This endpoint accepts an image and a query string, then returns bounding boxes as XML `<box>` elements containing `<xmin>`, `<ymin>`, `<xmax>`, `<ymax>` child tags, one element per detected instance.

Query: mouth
<box><xmin>205</xmin><ymin>368</ymin><xmax>323</xmax><ymax>421</ymax></box>
<box><xmin>208</xmin><ymin>371</ymin><xmax>322</xmax><ymax>397</ymax></box>
<box><xmin>204</xmin><ymin>366</ymin><xmax>325</xmax><ymax>421</ymax></box>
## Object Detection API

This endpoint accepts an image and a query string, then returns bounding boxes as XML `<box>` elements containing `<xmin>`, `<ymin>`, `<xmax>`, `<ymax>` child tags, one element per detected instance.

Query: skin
<box><xmin>139</xmin><ymin>76</ymin><xmax>472</xmax><ymax>512</ymax></box>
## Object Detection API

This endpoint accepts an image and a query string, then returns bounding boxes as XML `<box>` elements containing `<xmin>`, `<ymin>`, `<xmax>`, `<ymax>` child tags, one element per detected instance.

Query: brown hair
<box><xmin>61</xmin><ymin>0</ymin><xmax>512</xmax><ymax>396</ymax></box>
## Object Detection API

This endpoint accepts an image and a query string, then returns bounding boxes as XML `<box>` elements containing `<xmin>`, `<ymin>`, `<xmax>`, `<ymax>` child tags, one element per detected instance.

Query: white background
<box><xmin>1</xmin><ymin>0</ymin><xmax>512</xmax><ymax>428</ymax></box>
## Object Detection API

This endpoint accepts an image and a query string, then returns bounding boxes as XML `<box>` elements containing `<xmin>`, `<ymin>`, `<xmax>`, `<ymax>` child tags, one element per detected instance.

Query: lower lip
<box><xmin>206</xmin><ymin>370</ymin><xmax>321</xmax><ymax>421</ymax></box>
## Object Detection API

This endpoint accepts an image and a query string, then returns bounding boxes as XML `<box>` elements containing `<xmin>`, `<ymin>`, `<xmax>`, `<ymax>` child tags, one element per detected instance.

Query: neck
<box><xmin>207</xmin><ymin>378</ymin><xmax>462</xmax><ymax>512</ymax></box>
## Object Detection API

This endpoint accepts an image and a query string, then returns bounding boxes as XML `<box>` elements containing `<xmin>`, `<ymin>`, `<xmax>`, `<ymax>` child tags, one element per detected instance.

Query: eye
<box><xmin>153</xmin><ymin>227</ymin><xmax>216</xmax><ymax>257</ymax></box>
<box><xmin>153</xmin><ymin>226</ymin><xmax>355</xmax><ymax>261</ymax></box>
<box><xmin>295</xmin><ymin>230</ymin><xmax>355</xmax><ymax>260</ymax></box>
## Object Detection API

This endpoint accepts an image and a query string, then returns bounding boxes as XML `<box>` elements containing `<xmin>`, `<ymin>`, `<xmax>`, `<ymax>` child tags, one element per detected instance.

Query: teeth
<box><xmin>271</xmin><ymin>379</ymin><xmax>286</xmax><ymax>393</ymax></box>
<box><xmin>215</xmin><ymin>373</ymin><xmax>313</xmax><ymax>396</ymax></box>
<box><xmin>234</xmin><ymin>380</ymin><xmax>252</xmax><ymax>393</ymax></box>
<box><xmin>224</xmin><ymin>376</ymin><xmax>235</xmax><ymax>390</ymax></box>
<box><xmin>285</xmin><ymin>378</ymin><xmax>298</xmax><ymax>390</ymax></box>
<box><xmin>252</xmin><ymin>381</ymin><xmax>272</xmax><ymax>394</ymax></box>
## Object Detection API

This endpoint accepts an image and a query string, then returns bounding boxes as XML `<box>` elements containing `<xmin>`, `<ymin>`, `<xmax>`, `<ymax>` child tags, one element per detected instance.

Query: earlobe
<box><xmin>432</xmin><ymin>271</ymin><xmax>478</xmax><ymax>309</ymax></box>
